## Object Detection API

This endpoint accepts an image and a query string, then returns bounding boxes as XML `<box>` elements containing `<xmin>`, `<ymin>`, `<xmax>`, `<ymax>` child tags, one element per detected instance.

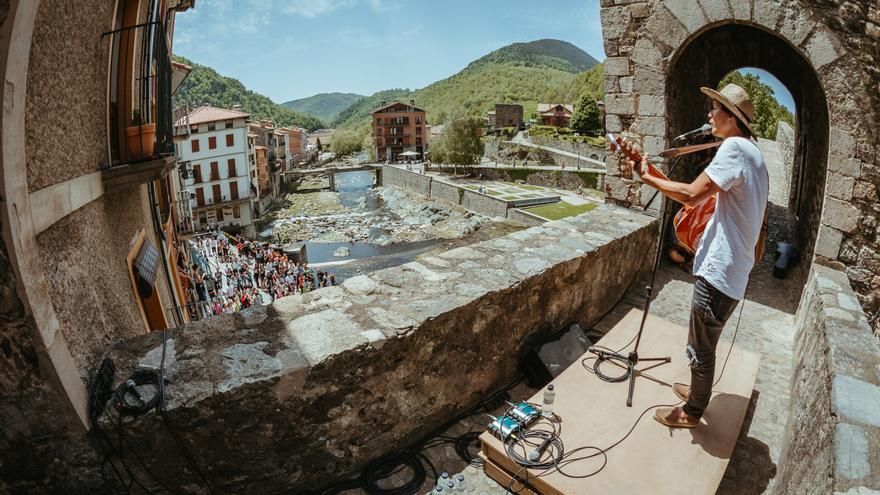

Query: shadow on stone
<box><xmin>716</xmin><ymin>390</ymin><xmax>777</xmax><ymax>495</ymax></box>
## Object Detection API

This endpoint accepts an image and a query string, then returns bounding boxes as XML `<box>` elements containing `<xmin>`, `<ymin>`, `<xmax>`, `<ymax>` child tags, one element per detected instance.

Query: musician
<box><xmin>632</xmin><ymin>84</ymin><xmax>769</xmax><ymax>428</ymax></box>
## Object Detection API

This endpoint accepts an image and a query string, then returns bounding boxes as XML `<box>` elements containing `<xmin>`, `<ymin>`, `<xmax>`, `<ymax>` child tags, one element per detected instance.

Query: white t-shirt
<box><xmin>692</xmin><ymin>137</ymin><xmax>769</xmax><ymax>300</ymax></box>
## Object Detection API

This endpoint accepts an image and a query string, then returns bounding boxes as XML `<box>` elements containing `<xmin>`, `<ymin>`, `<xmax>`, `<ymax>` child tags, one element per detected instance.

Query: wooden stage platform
<box><xmin>480</xmin><ymin>308</ymin><xmax>760</xmax><ymax>494</ymax></box>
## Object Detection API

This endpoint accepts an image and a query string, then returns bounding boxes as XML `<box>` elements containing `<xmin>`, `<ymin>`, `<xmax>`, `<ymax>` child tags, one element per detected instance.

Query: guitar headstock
<box><xmin>606</xmin><ymin>133</ymin><xmax>644</xmax><ymax>164</ymax></box>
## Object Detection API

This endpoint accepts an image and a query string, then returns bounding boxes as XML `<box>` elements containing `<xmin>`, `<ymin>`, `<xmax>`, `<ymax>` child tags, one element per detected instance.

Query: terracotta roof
<box><xmin>177</xmin><ymin>105</ymin><xmax>250</xmax><ymax>126</ymax></box>
<box><xmin>372</xmin><ymin>101</ymin><xmax>426</xmax><ymax>113</ymax></box>
<box><xmin>536</xmin><ymin>103</ymin><xmax>574</xmax><ymax>113</ymax></box>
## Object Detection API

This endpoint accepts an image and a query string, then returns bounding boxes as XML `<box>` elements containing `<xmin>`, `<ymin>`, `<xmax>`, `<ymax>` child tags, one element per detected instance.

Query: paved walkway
<box><xmin>510</xmin><ymin>131</ymin><xmax>607</xmax><ymax>167</ymax></box>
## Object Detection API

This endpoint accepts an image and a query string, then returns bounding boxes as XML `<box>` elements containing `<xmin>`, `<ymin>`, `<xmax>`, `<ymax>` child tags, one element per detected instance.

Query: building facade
<box><xmin>176</xmin><ymin>105</ymin><xmax>254</xmax><ymax>231</ymax></box>
<box><xmin>492</xmin><ymin>103</ymin><xmax>524</xmax><ymax>129</ymax></box>
<box><xmin>371</xmin><ymin>101</ymin><xmax>427</xmax><ymax>161</ymax></box>
<box><xmin>537</xmin><ymin>103</ymin><xmax>574</xmax><ymax>127</ymax></box>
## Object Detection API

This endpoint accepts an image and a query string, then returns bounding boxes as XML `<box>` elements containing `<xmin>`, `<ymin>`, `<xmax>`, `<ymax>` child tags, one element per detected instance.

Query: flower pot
<box><xmin>126</xmin><ymin>123</ymin><xmax>157</xmax><ymax>161</ymax></box>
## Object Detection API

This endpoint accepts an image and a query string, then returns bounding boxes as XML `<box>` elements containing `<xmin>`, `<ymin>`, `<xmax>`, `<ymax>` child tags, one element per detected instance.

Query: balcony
<box><xmin>102</xmin><ymin>11</ymin><xmax>176</xmax><ymax>192</ymax></box>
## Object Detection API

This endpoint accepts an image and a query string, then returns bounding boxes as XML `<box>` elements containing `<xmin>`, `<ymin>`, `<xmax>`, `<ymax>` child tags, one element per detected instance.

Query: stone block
<box><xmin>631</xmin><ymin>116</ymin><xmax>666</xmax><ymax>137</ymax></box>
<box><xmin>815</xmin><ymin>226</ymin><xmax>844</xmax><ymax>259</ymax></box>
<box><xmin>826</xmin><ymin>172</ymin><xmax>856</xmax><ymax>201</ymax></box>
<box><xmin>833</xmin><ymin>374</ymin><xmax>880</xmax><ymax>427</ymax></box>
<box><xmin>601</xmin><ymin>6</ymin><xmax>633</xmax><ymax>40</ymax></box>
<box><xmin>638</xmin><ymin>94</ymin><xmax>666</xmax><ymax>117</ymax></box>
<box><xmin>778</xmin><ymin>4</ymin><xmax>816</xmax><ymax>46</ymax></box>
<box><xmin>630</xmin><ymin>38</ymin><xmax>665</xmax><ymax>70</ymax></box>
<box><xmin>664</xmin><ymin>0</ymin><xmax>708</xmax><ymax>33</ymax></box>
<box><xmin>836</xmin><ymin>423</ymin><xmax>870</xmax><ymax>480</ymax></box>
<box><xmin>642</xmin><ymin>136</ymin><xmax>667</xmax><ymax>157</ymax></box>
<box><xmin>853</xmin><ymin>181</ymin><xmax>878</xmax><ymax>201</ymax></box>
<box><xmin>633</xmin><ymin>64</ymin><xmax>666</xmax><ymax>94</ymax></box>
<box><xmin>730</xmin><ymin>0</ymin><xmax>750</xmax><ymax>20</ymax></box>
<box><xmin>699</xmin><ymin>0</ymin><xmax>732</xmax><ymax>23</ymax></box>
<box><xmin>604</xmin><ymin>38</ymin><xmax>620</xmax><ymax>57</ymax></box>
<box><xmin>629</xmin><ymin>2</ymin><xmax>650</xmax><ymax>18</ymax></box>
<box><xmin>605</xmin><ymin>93</ymin><xmax>636</xmax><ymax>115</ymax></box>
<box><xmin>606</xmin><ymin>114</ymin><xmax>623</xmax><ymax>133</ymax></box>
<box><xmin>805</xmin><ymin>27</ymin><xmax>845</xmax><ymax>70</ymax></box>
<box><xmin>619</xmin><ymin>76</ymin><xmax>634</xmax><ymax>93</ymax></box>
<box><xmin>646</xmin><ymin>5</ymin><xmax>689</xmax><ymax>49</ymax></box>
<box><xmin>830</xmin><ymin>127</ymin><xmax>858</xmax><ymax>158</ymax></box>
<box><xmin>753</xmin><ymin>0</ymin><xmax>783</xmax><ymax>29</ymax></box>
<box><xmin>605</xmin><ymin>75</ymin><xmax>621</xmax><ymax>93</ymax></box>
<box><xmin>288</xmin><ymin>309</ymin><xmax>367</xmax><ymax>364</ymax></box>
<box><xmin>823</xmin><ymin>197</ymin><xmax>861</xmax><ymax>233</ymax></box>
<box><xmin>605</xmin><ymin>57</ymin><xmax>630</xmax><ymax>76</ymax></box>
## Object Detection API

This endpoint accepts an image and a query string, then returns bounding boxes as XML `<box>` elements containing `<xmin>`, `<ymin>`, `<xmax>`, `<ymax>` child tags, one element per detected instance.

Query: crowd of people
<box><xmin>182</xmin><ymin>230</ymin><xmax>337</xmax><ymax>319</ymax></box>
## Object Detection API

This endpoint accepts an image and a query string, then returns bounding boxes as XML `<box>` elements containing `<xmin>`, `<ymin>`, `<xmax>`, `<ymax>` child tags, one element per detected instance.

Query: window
<box><xmin>416</xmin><ymin>138</ymin><xmax>422</xmax><ymax>146</ymax></box>
<box><xmin>192</xmin><ymin>164</ymin><xmax>202</xmax><ymax>183</ymax></box>
<box><xmin>216</xmin><ymin>208</ymin><xmax>224</xmax><ymax>222</ymax></box>
<box><xmin>227</xmin><ymin>159</ymin><xmax>236</xmax><ymax>177</ymax></box>
<box><xmin>195</xmin><ymin>187</ymin><xmax>205</xmax><ymax>206</ymax></box>
<box><xmin>230</xmin><ymin>182</ymin><xmax>239</xmax><ymax>200</ymax></box>
<box><xmin>225</xmin><ymin>120</ymin><xmax>233</xmax><ymax>129</ymax></box>
<box><xmin>212</xmin><ymin>184</ymin><xmax>222</xmax><ymax>203</ymax></box>
<box><xmin>210</xmin><ymin>161</ymin><xmax>219</xmax><ymax>181</ymax></box>
<box><xmin>208</xmin><ymin>122</ymin><xmax>216</xmax><ymax>131</ymax></box>
<box><xmin>226</xmin><ymin>134</ymin><xmax>234</xmax><ymax>147</ymax></box>
<box><xmin>190</xmin><ymin>124</ymin><xmax>198</xmax><ymax>134</ymax></box>
<box><xmin>416</xmin><ymin>116</ymin><xmax>422</xmax><ymax>124</ymax></box>
<box><xmin>208</xmin><ymin>136</ymin><xmax>217</xmax><ymax>150</ymax></box>
<box><xmin>376</xmin><ymin>118</ymin><xmax>383</xmax><ymax>125</ymax></box>
<box><xmin>416</xmin><ymin>126</ymin><xmax>422</xmax><ymax>135</ymax></box>
<box><xmin>233</xmin><ymin>205</ymin><xmax>240</xmax><ymax>218</ymax></box>
<box><xmin>191</xmin><ymin>139</ymin><xmax>200</xmax><ymax>152</ymax></box>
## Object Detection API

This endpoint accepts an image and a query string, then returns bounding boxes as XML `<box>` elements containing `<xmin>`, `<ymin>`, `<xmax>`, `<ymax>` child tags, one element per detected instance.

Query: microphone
<box><xmin>673</xmin><ymin>123</ymin><xmax>712</xmax><ymax>142</ymax></box>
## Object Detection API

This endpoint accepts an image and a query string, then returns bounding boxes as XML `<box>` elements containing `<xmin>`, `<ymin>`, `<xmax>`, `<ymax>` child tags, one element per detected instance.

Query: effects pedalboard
<box><xmin>486</xmin><ymin>401</ymin><xmax>542</xmax><ymax>442</ymax></box>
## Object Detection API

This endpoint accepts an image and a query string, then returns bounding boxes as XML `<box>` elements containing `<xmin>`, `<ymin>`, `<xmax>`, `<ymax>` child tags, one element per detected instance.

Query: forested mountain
<box><xmin>172</xmin><ymin>56</ymin><xmax>325</xmax><ymax>131</ymax></box>
<box><xmin>281</xmin><ymin>93</ymin><xmax>364</xmax><ymax>122</ymax></box>
<box><xmin>331</xmin><ymin>39</ymin><xmax>603</xmax><ymax>131</ymax></box>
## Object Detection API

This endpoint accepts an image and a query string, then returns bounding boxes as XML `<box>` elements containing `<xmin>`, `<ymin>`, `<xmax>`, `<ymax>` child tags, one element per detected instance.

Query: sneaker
<box><xmin>672</xmin><ymin>382</ymin><xmax>690</xmax><ymax>402</ymax></box>
<box><xmin>653</xmin><ymin>406</ymin><xmax>699</xmax><ymax>429</ymax></box>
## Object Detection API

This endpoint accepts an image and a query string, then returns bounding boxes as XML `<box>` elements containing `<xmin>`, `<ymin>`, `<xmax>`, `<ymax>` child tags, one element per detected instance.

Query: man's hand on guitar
<box><xmin>629</xmin><ymin>158</ymin><xmax>651</xmax><ymax>182</ymax></box>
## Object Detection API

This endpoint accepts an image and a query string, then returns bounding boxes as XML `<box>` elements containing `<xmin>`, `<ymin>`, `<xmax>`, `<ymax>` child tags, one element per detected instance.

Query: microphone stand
<box><xmin>588</xmin><ymin>152</ymin><xmax>690</xmax><ymax>407</ymax></box>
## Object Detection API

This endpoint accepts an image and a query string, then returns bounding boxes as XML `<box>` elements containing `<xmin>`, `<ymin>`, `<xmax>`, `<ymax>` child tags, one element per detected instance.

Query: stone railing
<box><xmin>107</xmin><ymin>204</ymin><xmax>655</xmax><ymax>493</ymax></box>
<box><xmin>775</xmin><ymin>264</ymin><xmax>880</xmax><ymax>494</ymax></box>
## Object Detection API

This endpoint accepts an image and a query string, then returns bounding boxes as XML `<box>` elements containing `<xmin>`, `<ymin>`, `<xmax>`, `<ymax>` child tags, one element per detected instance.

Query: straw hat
<box><xmin>700</xmin><ymin>83</ymin><xmax>755</xmax><ymax>137</ymax></box>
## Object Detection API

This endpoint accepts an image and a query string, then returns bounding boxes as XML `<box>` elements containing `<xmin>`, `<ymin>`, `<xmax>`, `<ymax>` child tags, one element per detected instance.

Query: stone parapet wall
<box><xmin>382</xmin><ymin>165</ymin><xmax>432</xmax><ymax>196</ymax></box>
<box><xmin>529</xmin><ymin>135</ymin><xmax>607</xmax><ymax>161</ymax></box>
<box><xmin>99</xmin><ymin>205</ymin><xmax>656</xmax><ymax>493</ymax></box>
<box><xmin>776</xmin><ymin>265</ymin><xmax>880</xmax><ymax>494</ymax></box>
<box><xmin>508</xmin><ymin>208</ymin><xmax>547</xmax><ymax>226</ymax></box>
<box><xmin>429</xmin><ymin>180</ymin><xmax>463</xmax><ymax>205</ymax></box>
<box><xmin>460</xmin><ymin>188</ymin><xmax>509</xmax><ymax>218</ymax></box>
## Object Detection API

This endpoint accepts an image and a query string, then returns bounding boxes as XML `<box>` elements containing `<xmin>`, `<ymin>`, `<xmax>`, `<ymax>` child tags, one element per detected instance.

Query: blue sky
<box><xmin>173</xmin><ymin>0</ymin><xmax>795</xmax><ymax>113</ymax></box>
<box><xmin>172</xmin><ymin>0</ymin><xmax>605</xmax><ymax>102</ymax></box>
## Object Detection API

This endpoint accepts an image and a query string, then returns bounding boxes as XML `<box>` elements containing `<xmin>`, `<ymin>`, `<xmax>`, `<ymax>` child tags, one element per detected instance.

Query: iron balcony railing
<box><xmin>104</xmin><ymin>5</ymin><xmax>174</xmax><ymax>167</ymax></box>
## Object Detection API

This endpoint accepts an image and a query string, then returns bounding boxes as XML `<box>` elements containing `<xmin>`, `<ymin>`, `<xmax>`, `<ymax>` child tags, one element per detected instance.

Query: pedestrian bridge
<box><xmin>284</xmin><ymin>164</ymin><xmax>383</xmax><ymax>191</ymax></box>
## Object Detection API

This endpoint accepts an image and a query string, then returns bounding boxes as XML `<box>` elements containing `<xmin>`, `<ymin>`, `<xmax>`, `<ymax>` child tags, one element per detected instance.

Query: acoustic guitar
<box><xmin>607</xmin><ymin>134</ymin><xmax>716</xmax><ymax>254</ymax></box>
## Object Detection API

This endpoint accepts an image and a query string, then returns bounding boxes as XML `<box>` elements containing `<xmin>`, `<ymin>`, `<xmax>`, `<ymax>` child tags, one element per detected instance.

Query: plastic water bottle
<box><xmin>446</xmin><ymin>480</ymin><xmax>455</xmax><ymax>493</ymax></box>
<box><xmin>542</xmin><ymin>384</ymin><xmax>556</xmax><ymax>418</ymax></box>
<box><xmin>432</xmin><ymin>486</ymin><xmax>444</xmax><ymax>494</ymax></box>
<box><xmin>454</xmin><ymin>473</ymin><xmax>466</xmax><ymax>492</ymax></box>
<box><xmin>437</xmin><ymin>472</ymin><xmax>450</xmax><ymax>489</ymax></box>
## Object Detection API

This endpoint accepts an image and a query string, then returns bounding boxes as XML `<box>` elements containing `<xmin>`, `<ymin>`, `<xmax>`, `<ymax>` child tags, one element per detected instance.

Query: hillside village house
<box><xmin>371</xmin><ymin>100</ymin><xmax>427</xmax><ymax>161</ymax></box>
<box><xmin>308</xmin><ymin>128</ymin><xmax>334</xmax><ymax>151</ymax></box>
<box><xmin>249</xmin><ymin>120</ymin><xmax>284</xmax><ymax>213</ymax></box>
<box><xmin>487</xmin><ymin>103</ymin><xmax>524</xmax><ymax>129</ymax></box>
<box><xmin>176</xmin><ymin>105</ymin><xmax>255</xmax><ymax>232</ymax></box>
<box><xmin>537</xmin><ymin>103</ymin><xmax>574</xmax><ymax>127</ymax></box>
<box><xmin>284</xmin><ymin>126</ymin><xmax>309</xmax><ymax>167</ymax></box>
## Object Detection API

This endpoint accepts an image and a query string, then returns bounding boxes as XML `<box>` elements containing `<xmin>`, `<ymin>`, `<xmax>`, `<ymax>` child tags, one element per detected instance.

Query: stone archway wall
<box><xmin>600</xmin><ymin>0</ymin><xmax>880</xmax><ymax>318</ymax></box>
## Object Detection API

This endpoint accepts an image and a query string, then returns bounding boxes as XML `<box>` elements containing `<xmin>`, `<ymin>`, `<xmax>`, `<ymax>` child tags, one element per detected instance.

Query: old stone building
<box><xmin>488</xmin><ymin>103</ymin><xmax>524</xmax><ymax>129</ymax></box>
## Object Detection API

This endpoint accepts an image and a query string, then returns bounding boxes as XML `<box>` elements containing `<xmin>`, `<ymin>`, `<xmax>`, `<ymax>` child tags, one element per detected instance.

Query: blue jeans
<box><xmin>683</xmin><ymin>277</ymin><xmax>738</xmax><ymax>417</ymax></box>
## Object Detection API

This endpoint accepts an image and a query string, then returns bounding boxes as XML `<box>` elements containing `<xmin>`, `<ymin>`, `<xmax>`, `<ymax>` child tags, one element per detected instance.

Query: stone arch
<box><xmin>602</xmin><ymin>0</ymin><xmax>869</xmax><ymax>280</ymax></box>
<box><xmin>0</xmin><ymin>0</ymin><xmax>90</xmax><ymax>428</ymax></box>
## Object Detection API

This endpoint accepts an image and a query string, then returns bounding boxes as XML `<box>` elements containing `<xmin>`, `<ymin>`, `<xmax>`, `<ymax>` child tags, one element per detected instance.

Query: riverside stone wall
<box><xmin>382</xmin><ymin>165</ymin><xmax>432</xmax><ymax>196</ymax></box>
<box><xmin>776</xmin><ymin>265</ymin><xmax>880</xmax><ymax>494</ymax></box>
<box><xmin>508</xmin><ymin>208</ymin><xmax>547</xmax><ymax>227</ymax></box>
<box><xmin>84</xmin><ymin>205</ymin><xmax>656</xmax><ymax>493</ymax></box>
<box><xmin>429</xmin><ymin>180</ymin><xmax>463</xmax><ymax>205</ymax></box>
<box><xmin>460</xmin><ymin>189</ymin><xmax>509</xmax><ymax>219</ymax></box>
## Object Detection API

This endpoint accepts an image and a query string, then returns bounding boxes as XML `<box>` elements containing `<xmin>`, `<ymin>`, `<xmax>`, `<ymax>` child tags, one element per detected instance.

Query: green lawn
<box><xmin>519</xmin><ymin>185</ymin><xmax>545</xmax><ymax>191</ymax></box>
<box><xmin>463</xmin><ymin>185</ymin><xmax>479</xmax><ymax>191</ymax></box>
<box><xmin>487</xmin><ymin>190</ymin><xmax>502</xmax><ymax>196</ymax></box>
<box><xmin>525</xmin><ymin>201</ymin><xmax>598</xmax><ymax>220</ymax></box>
<box><xmin>500</xmin><ymin>195</ymin><xmax>520</xmax><ymax>200</ymax></box>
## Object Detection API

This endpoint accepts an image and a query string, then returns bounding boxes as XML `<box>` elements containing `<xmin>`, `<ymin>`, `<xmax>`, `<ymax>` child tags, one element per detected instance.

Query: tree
<box><xmin>571</xmin><ymin>93</ymin><xmax>601</xmax><ymax>134</ymax></box>
<box><xmin>442</xmin><ymin>117</ymin><xmax>485</xmax><ymax>173</ymax></box>
<box><xmin>718</xmin><ymin>71</ymin><xmax>795</xmax><ymax>140</ymax></box>
<box><xmin>316</xmin><ymin>137</ymin><xmax>322</xmax><ymax>152</ymax></box>
<box><xmin>330</xmin><ymin>130</ymin><xmax>362</xmax><ymax>157</ymax></box>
